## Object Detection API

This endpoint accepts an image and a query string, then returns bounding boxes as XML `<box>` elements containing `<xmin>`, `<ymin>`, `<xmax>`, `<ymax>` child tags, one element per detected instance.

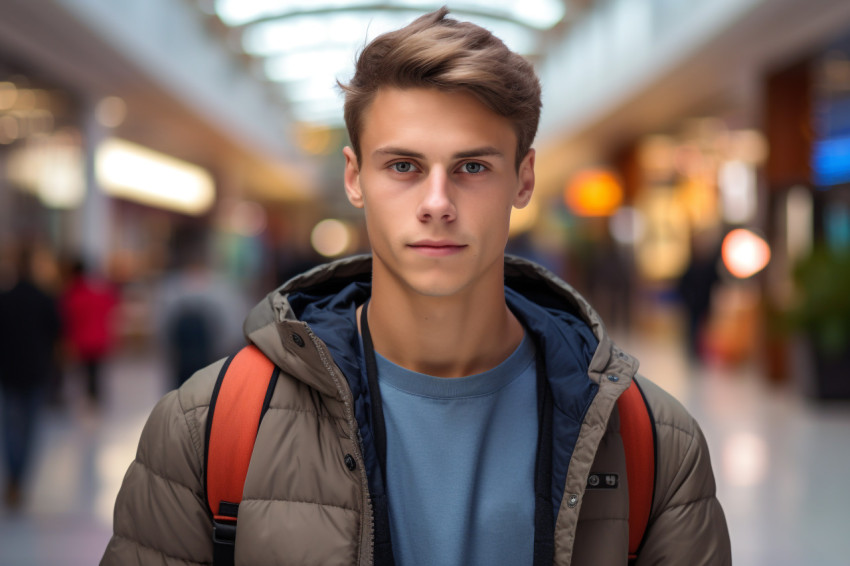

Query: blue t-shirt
<box><xmin>375</xmin><ymin>334</ymin><xmax>538</xmax><ymax>566</ymax></box>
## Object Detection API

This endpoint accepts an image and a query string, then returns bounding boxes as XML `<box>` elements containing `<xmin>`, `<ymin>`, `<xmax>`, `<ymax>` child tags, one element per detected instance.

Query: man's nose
<box><xmin>416</xmin><ymin>169</ymin><xmax>457</xmax><ymax>222</ymax></box>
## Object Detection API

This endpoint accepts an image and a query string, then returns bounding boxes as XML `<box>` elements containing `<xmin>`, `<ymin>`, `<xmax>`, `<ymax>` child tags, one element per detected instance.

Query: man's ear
<box><xmin>513</xmin><ymin>148</ymin><xmax>535</xmax><ymax>209</ymax></box>
<box><xmin>343</xmin><ymin>146</ymin><xmax>364</xmax><ymax>209</ymax></box>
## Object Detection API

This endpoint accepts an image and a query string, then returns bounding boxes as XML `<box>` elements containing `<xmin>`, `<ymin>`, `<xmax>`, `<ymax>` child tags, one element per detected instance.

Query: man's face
<box><xmin>343</xmin><ymin>87</ymin><xmax>535</xmax><ymax>299</ymax></box>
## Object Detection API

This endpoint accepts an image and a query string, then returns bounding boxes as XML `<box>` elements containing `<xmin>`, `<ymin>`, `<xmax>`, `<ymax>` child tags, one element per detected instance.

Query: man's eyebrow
<box><xmin>373</xmin><ymin>147</ymin><xmax>426</xmax><ymax>159</ymax></box>
<box><xmin>453</xmin><ymin>146</ymin><xmax>504</xmax><ymax>159</ymax></box>
<box><xmin>373</xmin><ymin>146</ymin><xmax>504</xmax><ymax>160</ymax></box>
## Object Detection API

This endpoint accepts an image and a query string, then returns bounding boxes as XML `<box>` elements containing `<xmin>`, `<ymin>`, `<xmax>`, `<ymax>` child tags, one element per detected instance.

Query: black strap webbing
<box><xmin>532</xmin><ymin>350</ymin><xmax>555</xmax><ymax>566</ymax></box>
<box><xmin>360</xmin><ymin>301</ymin><xmax>396</xmax><ymax>566</ymax></box>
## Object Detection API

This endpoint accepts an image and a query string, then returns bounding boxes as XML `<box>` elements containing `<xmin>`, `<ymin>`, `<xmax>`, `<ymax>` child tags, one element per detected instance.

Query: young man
<box><xmin>102</xmin><ymin>8</ymin><xmax>731</xmax><ymax>565</ymax></box>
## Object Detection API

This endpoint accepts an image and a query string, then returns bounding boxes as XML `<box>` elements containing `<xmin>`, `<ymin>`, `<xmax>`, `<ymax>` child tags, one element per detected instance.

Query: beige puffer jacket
<box><xmin>101</xmin><ymin>255</ymin><xmax>731</xmax><ymax>565</ymax></box>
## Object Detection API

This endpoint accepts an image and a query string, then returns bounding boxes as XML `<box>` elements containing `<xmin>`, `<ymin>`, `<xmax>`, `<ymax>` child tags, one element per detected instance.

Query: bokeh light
<box><xmin>564</xmin><ymin>169</ymin><xmax>623</xmax><ymax>217</ymax></box>
<box><xmin>95</xmin><ymin>96</ymin><xmax>127</xmax><ymax>128</ymax></box>
<box><xmin>722</xmin><ymin>228</ymin><xmax>771</xmax><ymax>278</ymax></box>
<box><xmin>311</xmin><ymin>218</ymin><xmax>353</xmax><ymax>257</ymax></box>
<box><xmin>95</xmin><ymin>138</ymin><xmax>215</xmax><ymax>215</ymax></box>
<box><xmin>722</xmin><ymin>432</ymin><xmax>769</xmax><ymax>487</ymax></box>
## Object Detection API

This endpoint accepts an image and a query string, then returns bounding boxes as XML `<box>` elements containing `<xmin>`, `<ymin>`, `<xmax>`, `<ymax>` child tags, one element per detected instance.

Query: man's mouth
<box><xmin>408</xmin><ymin>240</ymin><xmax>467</xmax><ymax>256</ymax></box>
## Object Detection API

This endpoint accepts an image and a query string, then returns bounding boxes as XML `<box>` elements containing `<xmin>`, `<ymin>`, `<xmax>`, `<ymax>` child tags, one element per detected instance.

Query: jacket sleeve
<box><xmin>635</xmin><ymin>379</ymin><xmax>732</xmax><ymax>565</ymax></box>
<box><xmin>100</xmin><ymin>383</ymin><xmax>214</xmax><ymax>565</ymax></box>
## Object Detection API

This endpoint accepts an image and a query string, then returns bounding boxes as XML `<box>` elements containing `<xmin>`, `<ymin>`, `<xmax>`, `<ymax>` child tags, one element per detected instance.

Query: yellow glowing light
<box><xmin>311</xmin><ymin>219</ymin><xmax>352</xmax><ymax>257</ymax></box>
<box><xmin>7</xmin><ymin>131</ymin><xmax>85</xmax><ymax>208</ymax></box>
<box><xmin>634</xmin><ymin>188</ymin><xmax>691</xmax><ymax>280</ymax></box>
<box><xmin>679</xmin><ymin>178</ymin><xmax>719</xmax><ymax>230</ymax></box>
<box><xmin>721</xmin><ymin>228</ymin><xmax>771</xmax><ymax>278</ymax></box>
<box><xmin>564</xmin><ymin>169</ymin><xmax>623</xmax><ymax>217</ymax></box>
<box><xmin>96</xmin><ymin>138</ymin><xmax>215</xmax><ymax>215</ymax></box>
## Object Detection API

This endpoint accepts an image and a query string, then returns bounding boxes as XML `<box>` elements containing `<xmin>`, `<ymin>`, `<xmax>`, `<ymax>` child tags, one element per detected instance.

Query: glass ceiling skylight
<box><xmin>212</xmin><ymin>0</ymin><xmax>567</xmax><ymax>127</ymax></box>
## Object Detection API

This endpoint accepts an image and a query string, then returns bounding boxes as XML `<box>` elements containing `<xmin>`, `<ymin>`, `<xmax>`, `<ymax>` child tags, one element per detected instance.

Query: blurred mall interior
<box><xmin>1</xmin><ymin>0</ymin><xmax>850</xmax><ymax>564</ymax></box>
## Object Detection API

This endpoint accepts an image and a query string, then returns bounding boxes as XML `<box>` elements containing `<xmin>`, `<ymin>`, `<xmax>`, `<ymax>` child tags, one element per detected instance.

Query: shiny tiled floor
<box><xmin>616</xmin><ymin>333</ymin><xmax>850</xmax><ymax>566</ymax></box>
<box><xmin>1</xmin><ymin>334</ymin><xmax>849</xmax><ymax>565</ymax></box>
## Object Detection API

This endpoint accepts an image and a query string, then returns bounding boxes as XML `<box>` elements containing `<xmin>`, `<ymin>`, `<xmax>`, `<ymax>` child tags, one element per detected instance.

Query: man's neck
<box><xmin>360</xmin><ymin>279</ymin><xmax>525</xmax><ymax>378</ymax></box>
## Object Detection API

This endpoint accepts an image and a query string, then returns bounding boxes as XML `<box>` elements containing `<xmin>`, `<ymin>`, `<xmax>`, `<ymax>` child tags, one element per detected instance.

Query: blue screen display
<box><xmin>813</xmin><ymin>134</ymin><xmax>850</xmax><ymax>188</ymax></box>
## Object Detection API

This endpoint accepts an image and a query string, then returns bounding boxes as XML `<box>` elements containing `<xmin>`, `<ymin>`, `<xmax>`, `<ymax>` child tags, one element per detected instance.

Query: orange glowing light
<box><xmin>564</xmin><ymin>169</ymin><xmax>623</xmax><ymax>217</ymax></box>
<box><xmin>721</xmin><ymin>228</ymin><xmax>771</xmax><ymax>278</ymax></box>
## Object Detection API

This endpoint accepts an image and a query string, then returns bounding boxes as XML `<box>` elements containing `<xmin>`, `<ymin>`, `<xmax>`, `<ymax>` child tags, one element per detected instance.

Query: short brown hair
<box><xmin>339</xmin><ymin>7</ymin><xmax>542</xmax><ymax>169</ymax></box>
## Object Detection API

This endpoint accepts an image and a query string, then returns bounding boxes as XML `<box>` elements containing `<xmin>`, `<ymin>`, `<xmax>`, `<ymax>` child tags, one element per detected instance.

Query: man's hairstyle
<box><xmin>339</xmin><ymin>7</ymin><xmax>542</xmax><ymax>169</ymax></box>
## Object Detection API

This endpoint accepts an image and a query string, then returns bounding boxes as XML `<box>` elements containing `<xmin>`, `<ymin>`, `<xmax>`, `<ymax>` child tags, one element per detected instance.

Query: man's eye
<box><xmin>462</xmin><ymin>162</ymin><xmax>485</xmax><ymax>174</ymax></box>
<box><xmin>391</xmin><ymin>162</ymin><xmax>415</xmax><ymax>173</ymax></box>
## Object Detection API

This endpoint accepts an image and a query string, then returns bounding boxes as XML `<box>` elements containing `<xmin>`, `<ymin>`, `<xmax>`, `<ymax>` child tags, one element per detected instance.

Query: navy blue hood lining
<box><xmin>286</xmin><ymin>274</ymin><xmax>599</xmax><ymax>526</ymax></box>
<box><xmin>505</xmin><ymin>287</ymin><xmax>598</xmax><ymax>517</ymax></box>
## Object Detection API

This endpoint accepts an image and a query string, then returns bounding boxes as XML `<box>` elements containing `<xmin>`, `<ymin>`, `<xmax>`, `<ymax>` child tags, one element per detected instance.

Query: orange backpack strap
<box><xmin>617</xmin><ymin>379</ymin><xmax>656</xmax><ymax>564</ymax></box>
<box><xmin>204</xmin><ymin>345</ymin><xmax>279</xmax><ymax>566</ymax></box>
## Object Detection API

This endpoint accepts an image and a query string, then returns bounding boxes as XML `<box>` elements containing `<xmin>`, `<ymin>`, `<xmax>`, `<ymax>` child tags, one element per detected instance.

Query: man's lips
<box><xmin>408</xmin><ymin>240</ymin><xmax>467</xmax><ymax>256</ymax></box>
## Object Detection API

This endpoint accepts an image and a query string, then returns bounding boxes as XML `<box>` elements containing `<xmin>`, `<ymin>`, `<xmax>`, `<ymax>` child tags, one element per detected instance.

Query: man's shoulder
<box><xmin>633</xmin><ymin>375</ymin><xmax>701</xmax><ymax>439</ymax></box>
<box><xmin>171</xmin><ymin>357</ymin><xmax>229</xmax><ymax>414</ymax></box>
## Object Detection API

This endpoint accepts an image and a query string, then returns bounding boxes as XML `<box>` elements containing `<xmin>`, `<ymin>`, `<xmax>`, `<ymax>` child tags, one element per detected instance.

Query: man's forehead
<box><xmin>358</xmin><ymin>87</ymin><xmax>519</xmax><ymax>157</ymax></box>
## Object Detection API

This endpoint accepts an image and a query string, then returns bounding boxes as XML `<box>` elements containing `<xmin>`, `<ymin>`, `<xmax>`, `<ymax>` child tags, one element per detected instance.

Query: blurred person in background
<box><xmin>585</xmin><ymin>236</ymin><xmax>633</xmax><ymax>335</ymax></box>
<box><xmin>61</xmin><ymin>259</ymin><xmax>119</xmax><ymax>406</ymax></box>
<box><xmin>102</xmin><ymin>9</ymin><xmax>730</xmax><ymax>565</ymax></box>
<box><xmin>0</xmin><ymin>245</ymin><xmax>61</xmax><ymax>510</ymax></box>
<box><xmin>156</xmin><ymin>228</ymin><xmax>249</xmax><ymax>388</ymax></box>
<box><xmin>676</xmin><ymin>227</ymin><xmax>723</xmax><ymax>362</ymax></box>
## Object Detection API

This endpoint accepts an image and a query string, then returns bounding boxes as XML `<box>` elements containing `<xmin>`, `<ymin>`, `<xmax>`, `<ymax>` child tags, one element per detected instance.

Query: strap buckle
<box><xmin>213</xmin><ymin>518</ymin><xmax>237</xmax><ymax>565</ymax></box>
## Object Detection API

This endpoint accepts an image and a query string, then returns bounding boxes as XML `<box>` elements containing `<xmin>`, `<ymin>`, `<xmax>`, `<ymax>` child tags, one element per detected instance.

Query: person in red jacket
<box><xmin>61</xmin><ymin>260</ymin><xmax>118</xmax><ymax>405</ymax></box>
